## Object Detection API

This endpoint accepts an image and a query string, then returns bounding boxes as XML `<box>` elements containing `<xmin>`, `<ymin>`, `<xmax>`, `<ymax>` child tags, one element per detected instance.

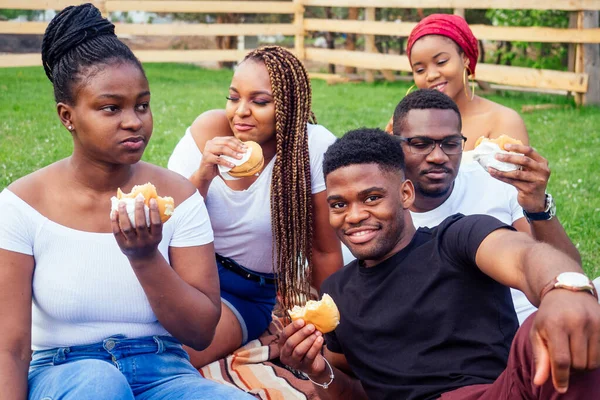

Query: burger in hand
<box><xmin>110</xmin><ymin>182</ymin><xmax>174</xmax><ymax>225</ymax></box>
<box><xmin>288</xmin><ymin>294</ymin><xmax>340</xmax><ymax>334</ymax></box>
<box><xmin>219</xmin><ymin>141</ymin><xmax>265</xmax><ymax>179</ymax></box>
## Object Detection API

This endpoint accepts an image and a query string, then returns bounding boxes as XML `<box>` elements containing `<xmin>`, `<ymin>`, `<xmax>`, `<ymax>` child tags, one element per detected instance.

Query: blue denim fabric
<box><xmin>217</xmin><ymin>258</ymin><xmax>277</xmax><ymax>345</ymax></box>
<box><xmin>28</xmin><ymin>335</ymin><xmax>254</xmax><ymax>400</ymax></box>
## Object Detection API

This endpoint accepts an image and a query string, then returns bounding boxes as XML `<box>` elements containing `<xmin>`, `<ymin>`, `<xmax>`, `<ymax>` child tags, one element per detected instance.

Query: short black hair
<box><xmin>323</xmin><ymin>127</ymin><xmax>405</xmax><ymax>178</ymax></box>
<box><xmin>41</xmin><ymin>3</ymin><xmax>145</xmax><ymax>104</ymax></box>
<box><xmin>393</xmin><ymin>89</ymin><xmax>461</xmax><ymax>135</ymax></box>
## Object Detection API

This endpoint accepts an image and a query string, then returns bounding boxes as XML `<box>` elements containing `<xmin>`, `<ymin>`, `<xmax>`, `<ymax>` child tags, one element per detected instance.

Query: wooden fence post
<box><xmin>97</xmin><ymin>0</ymin><xmax>107</xmax><ymax>18</ymax></box>
<box><xmin>364</xmin><ymin>7</ymin><xmax>376</xmax><ymax>83</ymax></box>
<box><xmin>453</xmin><ymin>9</ymin><xmax>465</xmax><ymax>18</ymax></box>
<box><xmin>575</xmin><ymin>11</ymin><xmax>585</xmax><ymax>105</ymax></box>
<box><xmin>364</xmin><ymin>7</ymin><xmax>394</xmax><ymax>83</ymax></box>
<box><xmin>583</xmin><ymin>11</ymin><xmax>600</xmax><ymax>105</ymax></box>
<box><xmin>345</xmin><ymin>7</ymin><xmax>358</xmax><ymax>74</ymax></box>
<box><xmin>568</xmin><ymin>13</ymin><xmax>577</xmax><ymax>71</ymax></box>
<box><xmin>294</xmin><ymin>0</ymin><xmax>305</xmax><ymax>60</ymax></box>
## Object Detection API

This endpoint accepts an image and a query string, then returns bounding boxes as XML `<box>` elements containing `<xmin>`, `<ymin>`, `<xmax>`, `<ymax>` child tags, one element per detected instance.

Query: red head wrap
<box><xmin>407</xmin><ymin>14</ymin><xmax>479</xmax><ymax>75</ymax></box>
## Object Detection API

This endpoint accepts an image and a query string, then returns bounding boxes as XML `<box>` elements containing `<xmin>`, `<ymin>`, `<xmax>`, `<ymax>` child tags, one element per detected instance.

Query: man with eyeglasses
<box><xmin>342</xmin><ymin>89</ymin><xmax>581</xmax><ymax>324</ymax></box>
<box><xmin>395</xmin><ymin>89</ymin><xmax>580</xmax><ymax>322</ymax></box>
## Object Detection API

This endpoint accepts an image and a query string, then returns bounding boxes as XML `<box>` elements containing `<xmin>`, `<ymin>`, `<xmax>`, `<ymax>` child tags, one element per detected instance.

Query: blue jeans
<box><xmin>217</xmin><ymin>256</ymin><xmax>277</xmax><ymax>345</ymax></box>
<box><xmin>28</xmin><ymin>335</ymin><xmax>254</xmax><ymax>400</ymax></box>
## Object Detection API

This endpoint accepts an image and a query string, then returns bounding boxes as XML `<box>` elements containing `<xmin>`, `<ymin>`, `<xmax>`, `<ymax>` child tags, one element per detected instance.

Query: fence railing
<box><xmin>1</xmin><ymin>0</ymin><xmax>599</xmax><ymax>104</ymax></box>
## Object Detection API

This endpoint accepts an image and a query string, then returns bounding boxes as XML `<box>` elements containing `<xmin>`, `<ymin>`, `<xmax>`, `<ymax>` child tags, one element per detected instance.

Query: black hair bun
<box><xmin>42</xmin><ymin>3</ymin><xmax>115</xmax><ymax>82</ymax></box>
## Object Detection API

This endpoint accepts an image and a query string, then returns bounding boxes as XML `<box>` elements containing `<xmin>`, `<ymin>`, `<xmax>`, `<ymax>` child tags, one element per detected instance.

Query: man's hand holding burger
<box><xmin>488</xmin><ymin>143</ymin><xmax>550</xmax><ymax>213</ymax></box>
<box><xmin>488</xmin><ymin>143</ymin><xmax>580</xmax><ymax>263</ymax></box>
<box><xmin>280</xmin><ymin>319</ymin><xmax>328</xmax><ymax>380</ymax></box>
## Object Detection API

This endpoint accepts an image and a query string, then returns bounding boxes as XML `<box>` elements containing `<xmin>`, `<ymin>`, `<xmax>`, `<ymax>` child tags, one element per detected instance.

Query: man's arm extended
<box><xmin>475</xmin><ymin>229</ymin><xmax>583</xmax><ymax>305</ymax></box>
<box><xmin>475</xmin><ymin>228</ymin><xmax>600</xmax><ymax>393</ymax></box>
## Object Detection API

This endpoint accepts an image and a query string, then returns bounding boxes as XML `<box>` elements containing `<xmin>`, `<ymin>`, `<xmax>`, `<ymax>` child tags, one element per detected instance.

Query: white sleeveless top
<box><xmin>0</xmin><ymin>189</ymin><xmax>213</xmax><ymax>350</ymax></box>
<box><xmin>168</xmin><ymin>124</ymin><xmax>337</xmax><ymax>273</ymax></box>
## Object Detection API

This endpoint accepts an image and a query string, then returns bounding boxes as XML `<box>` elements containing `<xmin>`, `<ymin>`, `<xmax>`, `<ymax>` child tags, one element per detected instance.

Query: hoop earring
<box><xmin>463</xmin><ymin>67</ymin><xmax>475</xmax><ymax>101</ymax></box>
<box><xmin>405</xmin><ymin>84</ymin><xmax>416</xmax><ymax>96</ymax></box>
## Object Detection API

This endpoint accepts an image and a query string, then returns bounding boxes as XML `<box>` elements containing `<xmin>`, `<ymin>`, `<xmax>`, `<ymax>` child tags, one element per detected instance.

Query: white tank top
<box><xmin>0</xmin><ymin>189</ymin><xmax>213</xmax><ymax>350</ymax></box>
<box><xmin>168</xmin><ymin>124</ymin><xmax>337</xmax><ymax>273</ymax></box>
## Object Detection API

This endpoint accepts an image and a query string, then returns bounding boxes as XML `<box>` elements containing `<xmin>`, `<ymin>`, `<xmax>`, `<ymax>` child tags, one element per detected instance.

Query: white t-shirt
<box><xmin>410</xmin><ymin>162</ymin><xmax>522</xmax><ymax>228</ymax></box>
<box><xmin>168</xmin><ymin>124</ymin><xmax>336</xmax><ymax>274</ymax></box>
<box><xmin>0</xmin><ymin>189</ymin><xmax>213</xmax><ymax>350</ymax></box>
<box><xmin>342</xmin><ymin>163</ymin><xmax>537</xmax><ymax>324</ymax></box>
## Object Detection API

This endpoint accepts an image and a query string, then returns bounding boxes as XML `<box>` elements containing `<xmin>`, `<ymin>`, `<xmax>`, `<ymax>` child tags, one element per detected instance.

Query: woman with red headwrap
<box><xmin>386</xmin><ymin>14</ymin><xmax>529</xmax><ymax>152</ymax></box>
<box><xmin>385</xmin><ymin>15</ymin><xmax>581</xmax><ymax>271</ymax></box>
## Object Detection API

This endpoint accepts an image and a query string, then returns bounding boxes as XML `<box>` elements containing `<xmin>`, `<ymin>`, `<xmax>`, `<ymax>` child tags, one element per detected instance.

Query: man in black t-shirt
<box><xmin>279</xmin><ymin>128</ymin><xmax>600</xmax><ymax>400</ymax></box>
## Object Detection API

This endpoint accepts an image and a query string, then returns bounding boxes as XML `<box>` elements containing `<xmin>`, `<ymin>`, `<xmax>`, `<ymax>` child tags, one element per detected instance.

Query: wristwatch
<box><xmin>523</xmin><ymin>193</ymin><xmax>556</xmax><ymax>222</ymax></box>
<box><xmin>540</xmin><ymin>272</ymin><xmax>598</xmax><ymax>301</ymax></box>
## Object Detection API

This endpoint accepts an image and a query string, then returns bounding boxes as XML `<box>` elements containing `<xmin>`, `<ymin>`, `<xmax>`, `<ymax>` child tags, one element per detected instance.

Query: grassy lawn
<box><xmin>1</xmin><ymin>63</ymin><xmax>598</xmax><ymax>276</ymax></box>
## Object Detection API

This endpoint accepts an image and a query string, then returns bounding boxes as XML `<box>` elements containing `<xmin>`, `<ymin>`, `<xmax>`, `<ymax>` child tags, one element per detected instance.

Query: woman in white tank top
<box><xmin>168</xmin><ymin>46</ymin><xmax>343</xmax><ymax>368</ymax></box>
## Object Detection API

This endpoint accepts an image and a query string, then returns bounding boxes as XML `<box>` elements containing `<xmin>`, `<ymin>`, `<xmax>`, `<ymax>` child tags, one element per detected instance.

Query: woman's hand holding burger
<box><xmin>198</xmin><ymin>137</ymin><xmax>248</xmax><ymax>183</ymax></box>
<box><xmin>111</xmin><ymin>195</ymin><xmax>163</xmax><ymax>266</ymax></box>
<box><xmin>110</xmin><ymin>183</ymin><xmax>174</xmax><ymax>267</ymax></box>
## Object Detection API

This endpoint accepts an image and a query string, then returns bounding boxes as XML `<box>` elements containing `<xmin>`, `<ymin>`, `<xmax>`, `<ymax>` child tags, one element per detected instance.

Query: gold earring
<box><xmin>405</xmin><ymin>84</ymin><xmax>416</xmax><ymax>96</ymax></box>
<box><xmin>463</xmin><ymin>67</ymin><xmax>475</xmax><ymax>101</ymax></box>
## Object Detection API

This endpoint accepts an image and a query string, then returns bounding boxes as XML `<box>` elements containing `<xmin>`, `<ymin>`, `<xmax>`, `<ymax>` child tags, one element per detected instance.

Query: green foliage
<box><xmin>0</xmin><ymin>64</ymin><xmax>598</xmax><ymax>275</ymax></box>
<box><xmin>168</xmin><ymin>12</ymin><xmax>292</xmax><ymax>24</ymax></box>
<box><xmin>0</xmin><ymin>9</ymin><xmax>41</xmax><ymax>21</ymax></box>
<box><xmin>485</xmin><ymin>10</ymin><xmax>570</xmax><ymax>70</ymax></box>
<box><xmin>487</xmin><ymin>9</ymin><xmax>569</xmax><ymax>28</ymax></box>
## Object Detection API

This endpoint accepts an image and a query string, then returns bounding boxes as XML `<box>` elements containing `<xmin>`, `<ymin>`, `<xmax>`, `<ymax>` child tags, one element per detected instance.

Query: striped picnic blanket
<box><xmin>200</xmin><ymin>315</ymin><xmax>321</xmax><ymax>399</ymax></box>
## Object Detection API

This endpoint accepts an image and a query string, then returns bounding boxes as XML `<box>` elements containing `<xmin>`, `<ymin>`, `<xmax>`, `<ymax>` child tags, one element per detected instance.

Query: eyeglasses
<box><xmin>399</xmin><ymin>135</ymin><xmax>467</xmax><ymax>155</ymax></box>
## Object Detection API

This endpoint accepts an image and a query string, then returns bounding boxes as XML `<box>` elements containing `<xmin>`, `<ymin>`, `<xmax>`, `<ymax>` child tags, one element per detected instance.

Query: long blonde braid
<box><xmin>243</xmin><ymin>46</ymin><xmax>316</xmax><ymax>312</ymax></box>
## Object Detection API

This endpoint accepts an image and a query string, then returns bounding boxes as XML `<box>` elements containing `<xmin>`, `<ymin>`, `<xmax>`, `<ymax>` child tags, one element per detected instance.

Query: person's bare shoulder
<box><xmin>7</xmin><ymin>160</ymin><xmax>66</xmax><ymax>209</ymax></box>
<box><xmin>135</xmin><ymin>162</ymin><xmax>198</xmax><ymax>206</ymax></box>
<box><xmin>486</xmin><ymin>100</ymin><xmax>530</xmax><ymax>145</ymax></box>
<box><xmin>190</xmin><ymin>109</ymin><xmax>233</xmax><ymax>153</ymax></box>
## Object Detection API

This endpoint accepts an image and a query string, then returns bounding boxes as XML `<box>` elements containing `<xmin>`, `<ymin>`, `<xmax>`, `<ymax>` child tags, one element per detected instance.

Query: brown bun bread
<box><xmin>474</xmin><ymin>134</ymin><xmax>523</xmax><ymax>151</ymax></box>
<box><xmin>288</xmin><ymin>294</ymin><xmax>340</xmax><ymax>333</ymax></box>
<box><xmin>117</xmin><ymin>182</ymin><xmax>175</xmax><ymax>223</ymax></box>
<box><xmin>229</xmin><ymin>141</ymin><xmax>264</xmax><ymax>178</ymax></box>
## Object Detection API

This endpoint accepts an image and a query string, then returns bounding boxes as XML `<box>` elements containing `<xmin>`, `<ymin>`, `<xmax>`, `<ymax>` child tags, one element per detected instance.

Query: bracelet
<box><xmin>304</xmin><ymin>357</ymin><xmax>335</xmax><ymax>389</ymax></box>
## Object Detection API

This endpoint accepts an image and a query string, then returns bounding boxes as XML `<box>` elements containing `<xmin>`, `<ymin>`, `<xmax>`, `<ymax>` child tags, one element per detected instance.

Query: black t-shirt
<box><xmin>322</xmin><ymin>214</ymin><xmax>519</xmax><ymax>400</ymax></box>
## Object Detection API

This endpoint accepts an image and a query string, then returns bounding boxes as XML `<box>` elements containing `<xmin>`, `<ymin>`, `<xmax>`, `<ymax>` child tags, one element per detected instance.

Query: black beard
<box><xmin>415</xmin><ymin>183</ymin><xmax>451</xmax><ymax>199</ymax></box>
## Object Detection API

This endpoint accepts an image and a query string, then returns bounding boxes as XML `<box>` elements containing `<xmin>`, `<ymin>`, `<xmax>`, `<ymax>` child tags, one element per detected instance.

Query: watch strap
<box><xmin>540</xmin><ymin>276</ymin><xmax>598</xmax><ymax>302</ymax></box>
<box><xmin>524</xmin><ymin>194</ymin><xmax>554</xmax><ymax>222</ymax></box>
<box><xmin>523</xmin><ymin>210</ymin><xmax>552</xmax><ymax>221</ymax></box>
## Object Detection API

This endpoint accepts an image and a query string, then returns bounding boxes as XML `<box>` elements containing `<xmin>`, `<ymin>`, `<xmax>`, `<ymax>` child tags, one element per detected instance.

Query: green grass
<box><xmin>1</xmin><ymin>63</ymin><xmax>598</xmax><ymax>276</ymax></box>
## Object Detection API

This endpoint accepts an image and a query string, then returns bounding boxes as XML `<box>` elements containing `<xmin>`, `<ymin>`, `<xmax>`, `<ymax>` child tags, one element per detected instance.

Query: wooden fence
<box><xmin>1</xmin><ymin>0</ymin><xmax>600</xmax><ymax>104</ymax></box>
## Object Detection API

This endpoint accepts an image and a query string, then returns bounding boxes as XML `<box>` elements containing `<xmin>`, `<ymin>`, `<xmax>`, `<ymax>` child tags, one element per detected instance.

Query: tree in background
<box><xmin>486</xmin><ymin>9</ymin><xmax>569</xmax><ymax>70</ymax></box>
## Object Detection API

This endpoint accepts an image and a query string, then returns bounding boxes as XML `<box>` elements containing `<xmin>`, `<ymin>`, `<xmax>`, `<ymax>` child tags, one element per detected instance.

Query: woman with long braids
<box><xmin>168</xmin><ymin>45</ymin><xmax>343</xmax><ymax>368</ymax></box>
<box><xmin>0</xmin><ymin>4</ymin><xmax>252</xmax><ymax>399</ymax></box>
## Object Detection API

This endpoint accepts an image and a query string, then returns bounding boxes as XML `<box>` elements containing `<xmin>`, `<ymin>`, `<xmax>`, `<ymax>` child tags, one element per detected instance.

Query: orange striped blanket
<box><xmin>200</xmin><ymin>315</ymin><xmax>321</xmax><ymax>399</ymax></box>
